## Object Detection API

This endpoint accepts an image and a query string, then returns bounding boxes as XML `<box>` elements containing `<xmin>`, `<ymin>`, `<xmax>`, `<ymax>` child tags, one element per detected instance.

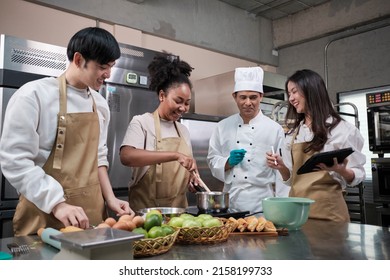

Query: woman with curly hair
<box><xmin>266</xmin><ymin>69</ymin><xmax>366</xmax><ymax>222</ymax></box>
<box><xmin>120</xmin><ymin>53</ymin><xmax>198</xmax><ymax>211</ymax></box>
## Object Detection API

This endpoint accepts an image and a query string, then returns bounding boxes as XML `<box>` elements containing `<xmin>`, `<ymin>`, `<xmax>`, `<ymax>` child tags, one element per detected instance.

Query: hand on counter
<box><xmin>52</xmin><ymin>202</ymin><xmax>89</xmax><ymax>229</ymax></box>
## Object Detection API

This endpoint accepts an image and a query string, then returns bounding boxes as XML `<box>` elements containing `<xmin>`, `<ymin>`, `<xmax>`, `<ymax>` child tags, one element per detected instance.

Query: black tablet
<box><xmin>297</xmin><ymin>147</ymin><xmax>354</xmax><ymax>175</ymax></box>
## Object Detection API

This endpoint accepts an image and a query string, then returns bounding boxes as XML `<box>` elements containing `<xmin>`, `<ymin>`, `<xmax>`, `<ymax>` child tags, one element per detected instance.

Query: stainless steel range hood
<box><xmin>192</xmin><ymin>70</ymin><xmax>287</xmax><ymax>117</ymax></box>
<box><xmin>0</xmin><ymin>34</ymin><xmax>67</xmax><ymax>78</ymax></box>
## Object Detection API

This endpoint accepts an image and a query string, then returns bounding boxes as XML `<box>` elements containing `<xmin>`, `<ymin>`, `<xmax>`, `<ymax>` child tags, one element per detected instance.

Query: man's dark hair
<box><xmin>67</xmin><ymin>27</ymin><xmax>121</xmax><ymax>65</ymax></box>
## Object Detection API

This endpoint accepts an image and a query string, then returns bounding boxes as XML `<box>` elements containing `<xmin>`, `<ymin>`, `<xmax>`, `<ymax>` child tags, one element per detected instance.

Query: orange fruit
<box><xmin>132</xmin><ymin>216</ymin><xmax>144</xmax><ymax>227</ymax></box>
<box><xmin>104</xmin><ymin>217</ymin><xmax>116</xmax><ymax>227</ymax></box>
<box><xmin>112</xmin><ymin>221</ymin><xmax>129</xmax><ymax>231</ymax></box>
<box><xmin>126</xmin><ymin>221</ymin><xmax>136</xmax><ymax>231</ymax></box>
<box><xmin>96</xmin><ymin>222</ymin><xmax>111</xmax><ymax>229</ymax></box>
<box><xmin>118</xmin><ymin>214</ymin><xmax>133</xmax><ymax>222</ymax></box>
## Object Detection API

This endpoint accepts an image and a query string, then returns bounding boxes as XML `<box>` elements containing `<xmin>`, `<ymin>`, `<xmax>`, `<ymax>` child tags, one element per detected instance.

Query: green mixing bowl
<box><xmin>262</xmin><ymin>197</ymin><xmax>315</xmax><ymax>231</ymax></box>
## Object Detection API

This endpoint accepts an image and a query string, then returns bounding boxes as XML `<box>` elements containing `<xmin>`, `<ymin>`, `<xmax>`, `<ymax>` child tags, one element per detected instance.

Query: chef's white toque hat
<box><xmin>234</xmin><ymin>66</ymin><xmax>264</xmax><ymax>93</ymax></box>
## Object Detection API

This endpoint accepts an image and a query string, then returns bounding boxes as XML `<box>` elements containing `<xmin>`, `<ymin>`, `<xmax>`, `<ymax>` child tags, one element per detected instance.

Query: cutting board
<box><xmin>230</xmin><ymin>231</ymin><xmax>278</xmax><ymax>236</ymax></box>
<box><xmin>230</xmin><ymin>228</ymin><xmax>288</xmax><ymax>236</ymax></box>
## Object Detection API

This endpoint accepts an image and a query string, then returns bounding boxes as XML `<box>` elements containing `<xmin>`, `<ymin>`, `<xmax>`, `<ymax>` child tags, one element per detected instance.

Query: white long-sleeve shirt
<box><xmin>282</xmin><ymin>117</ymin><xmax>366</xmax><ymax>188</ymax></box>
<box><xmin>0</xmin><ymin>76</ymin><xmax>110</xmax><ymax>213</ymax></box>
<box><xmin>207</xmin><ymin>112</ymin><xmax>290</xmax><ymax>213</ymax></box>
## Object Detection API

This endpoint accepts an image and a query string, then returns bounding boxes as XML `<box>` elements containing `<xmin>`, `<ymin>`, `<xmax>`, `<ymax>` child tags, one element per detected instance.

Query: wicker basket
<box><xmin>133</xmin><ymin>229</ymin><xmax>179</xmax><ymax>257</ymax></box>
<box><xmin>175</xmin><ymin>219</ymin><xmax>235</xmax><ymax>244</ymax></box>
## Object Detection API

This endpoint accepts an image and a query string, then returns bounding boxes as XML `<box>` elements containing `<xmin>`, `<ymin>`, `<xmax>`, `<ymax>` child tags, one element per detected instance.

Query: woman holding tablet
<box><xmin>266</xmin><ymin>69</ymin><xmax>366</xmax><ymax>222</ymax></box>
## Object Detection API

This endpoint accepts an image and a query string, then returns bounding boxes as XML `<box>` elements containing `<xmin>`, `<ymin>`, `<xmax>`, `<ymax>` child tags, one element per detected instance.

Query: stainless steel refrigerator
<box><xmin>0</xmin><ymin>34</ymin><xmax>67</xmax><ymax>238</ymax></box>
<box><xmin>100</xmin><ymin>44</ymin><xmax>162</xmax><ymax>198</ymax></box>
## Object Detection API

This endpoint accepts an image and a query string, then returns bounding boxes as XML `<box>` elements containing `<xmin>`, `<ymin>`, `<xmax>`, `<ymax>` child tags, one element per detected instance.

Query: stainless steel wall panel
<box><xmin>0</xmin><ymin>34</ymin><xmax>67</xmax><ymax>77</ymax></box>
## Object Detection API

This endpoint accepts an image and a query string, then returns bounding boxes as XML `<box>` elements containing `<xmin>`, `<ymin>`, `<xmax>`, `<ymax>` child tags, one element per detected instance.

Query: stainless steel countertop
<box><xmin>1</xmin><ymin>219</ymin><xmax>389</xmax><ymax>260</ymax></box>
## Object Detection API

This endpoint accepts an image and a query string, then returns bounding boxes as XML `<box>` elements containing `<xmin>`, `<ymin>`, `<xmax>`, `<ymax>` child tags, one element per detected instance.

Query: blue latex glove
<box><xmin>228</xmin><ymin>149</ymin><xmax>247</xmax><ymax>166</ymax></box>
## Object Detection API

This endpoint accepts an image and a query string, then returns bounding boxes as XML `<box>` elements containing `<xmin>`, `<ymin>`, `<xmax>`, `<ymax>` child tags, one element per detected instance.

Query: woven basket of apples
<box><xmin>167</xmin><ymin>213</ymin><xmax>235</xmax><ymax>244</ymax></box>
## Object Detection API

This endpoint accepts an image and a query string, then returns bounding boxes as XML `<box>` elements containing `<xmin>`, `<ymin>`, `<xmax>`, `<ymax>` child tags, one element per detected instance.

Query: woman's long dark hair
<box><xmin>148</xmin><ymin>52</ymin><xmax>194</xmax><ymax>95</ymax></box>
<box><xmin>285</xmin><ymin>69</ymin><xmax>341</xmax><ymax>153</ymax></box>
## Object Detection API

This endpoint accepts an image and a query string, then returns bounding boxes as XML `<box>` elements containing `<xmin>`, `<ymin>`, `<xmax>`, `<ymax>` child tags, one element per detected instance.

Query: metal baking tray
<box><xmin>51</xmin><ymin>228</ymin><xmax>143</xmax><ymax>250</ymax></box>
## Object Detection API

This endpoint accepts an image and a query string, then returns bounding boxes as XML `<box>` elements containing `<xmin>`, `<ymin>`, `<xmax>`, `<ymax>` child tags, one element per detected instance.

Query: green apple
<box><xmin>179</xmin><ymin>213</ymin><xmax>195</xmax><ymax>220</ymax></box>
<box><xmin>197</xmin><ymin>214</ymin><xmax>213</xmax><ymax>220</ymax></box>
<box><xmin>182</xmin><ymin>219</ymin><xmax>202</xmax><ymax>228</ymax></box>
<box><xmin>194</xmin><ymin>217</ymin><xmax>204</xmax><ymax>224</ymax></box>
<box><xmin>202</xmin><ymin>218</ymin><xmax>222</xmax><ymax>227</ymax></box>
<box><xmin>168</xmin><ymin>217</ymin><xmax>184</xmax><ymax>227</ymax></box>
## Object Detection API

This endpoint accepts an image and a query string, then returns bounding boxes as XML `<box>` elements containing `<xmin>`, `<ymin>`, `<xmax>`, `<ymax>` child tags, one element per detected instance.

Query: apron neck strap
<box><xmin>57</xmin><ymin>74</ymin><xmax>97</xmax><ymax>113</ymax></box>
<box><xmin>153</xmin><ymin>110</ymin><xmax>181</xmax><ymax>140</ymax></box>
<box><xmin>290</xmin><ymin>124</ymin><xmax>302</xmax><ymax>147</ymax></box>
<box><xmin>57</xmin><ymin>74</ymin><xmax>67</xmax><ymax>116</ymax></box>
<box><xmin>153</xmin><ymin>110</ymin><xmax>162</xmax><ymax>141</ymax></box>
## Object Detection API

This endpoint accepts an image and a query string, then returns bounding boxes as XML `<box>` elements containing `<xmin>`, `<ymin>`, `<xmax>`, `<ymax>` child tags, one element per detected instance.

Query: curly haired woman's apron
<box><xmin>128</xmin><ymin>110</ymin><xmax>191</xmax><ymax>211</ymax></box>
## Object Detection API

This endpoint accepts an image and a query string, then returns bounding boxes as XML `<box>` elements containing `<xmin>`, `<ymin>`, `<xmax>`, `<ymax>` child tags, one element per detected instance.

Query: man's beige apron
<box><xmin>129</xmin><ymin>110</ymin><xmax>191</xmax><ymax>211</ymax></box>
<box><xmin>289</xmin><ymin>127</ymin><xmax>349</xmax><ymax>222</ymax></box>
<box><xmin>12</xmin><ymin>74</ymin><xmax>106</xmax><ymax>236</ymax></box>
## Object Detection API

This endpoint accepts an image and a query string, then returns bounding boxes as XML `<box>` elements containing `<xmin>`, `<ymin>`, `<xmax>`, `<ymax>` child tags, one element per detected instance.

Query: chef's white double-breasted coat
<box><xmin>207</xmin><ymin>112</ymin><xmax>290</xmax><ymax>213</ymax></box>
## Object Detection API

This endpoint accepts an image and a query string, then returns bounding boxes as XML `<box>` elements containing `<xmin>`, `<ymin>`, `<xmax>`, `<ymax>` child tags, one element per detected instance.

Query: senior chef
<box><xmin>207</xmin><ymin>66</ymin><xmax>289</xmax><ymax>213</ymax></box>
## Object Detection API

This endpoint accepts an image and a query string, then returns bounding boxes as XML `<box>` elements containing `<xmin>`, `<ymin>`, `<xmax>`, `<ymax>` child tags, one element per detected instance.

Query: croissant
<box><xmin>263</xmin><ymin>220</ymin><xmax>277</xmax><ymax>232</ymax></box>
<box><xmin>244</xmin><ymin>216</ymin><xmax>258</xmax><ymax>232</ymax></box>
<box><xmin>237</xmin><ymin>218</ymin><xmax>248</xmax><ymax>232</ymax></box>
<box><xmin>228</xmin><ymin>217</ymin><xmax>239</xmax><ymax>231</ymax></box>
<box><xmin>255</xmin><ymin>216</ymin><xmax>267</xmax><ymax>232</ymax></box>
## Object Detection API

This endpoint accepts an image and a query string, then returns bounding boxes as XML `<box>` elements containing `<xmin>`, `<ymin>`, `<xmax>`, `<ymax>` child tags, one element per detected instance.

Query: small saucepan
<box><xmin>196</xmin><ymin>191</ymin><xmax>229</xmax><ymax>213</ymax></box>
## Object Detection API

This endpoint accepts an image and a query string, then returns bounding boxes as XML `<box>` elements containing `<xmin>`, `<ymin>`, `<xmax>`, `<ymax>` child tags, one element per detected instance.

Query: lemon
<box><xmin>161</xmin><ymin>225</ymin><xmax>175</xmax><ymax>236</ymax></box>
<box><xmin>146</xmin><ymin>209</ymin><xmax>163</xmax><ymax>223</ymax></box>
<box><xmin>148</xmin><ymin>226</ymin><xmax>164</xmax><ymax>238</ymax></box>
<box><xmin>144</xmin><ymin>214</ymin><xmax>162</xmax><ymax>231</ymax></box>
<box><xmin>132</xmin><ymin>227</ymin><xmax>148</xmax><ymax>238</ymax></box>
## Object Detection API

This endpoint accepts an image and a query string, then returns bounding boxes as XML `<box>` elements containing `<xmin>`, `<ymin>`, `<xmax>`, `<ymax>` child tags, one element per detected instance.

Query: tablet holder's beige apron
<box><xmin>129</xmin><ymin>110</ymin><xmax>191</xmax><ymax>211</ymax></box>
<box><xmin>289</xmin><ymin>126</ymin><xmax>349</xmax><ymax>222</ymax></box>
<box><xmin>13</xmin><ymin>74</ymin><xmax>106</xmax><ymax>236</ymax></box>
